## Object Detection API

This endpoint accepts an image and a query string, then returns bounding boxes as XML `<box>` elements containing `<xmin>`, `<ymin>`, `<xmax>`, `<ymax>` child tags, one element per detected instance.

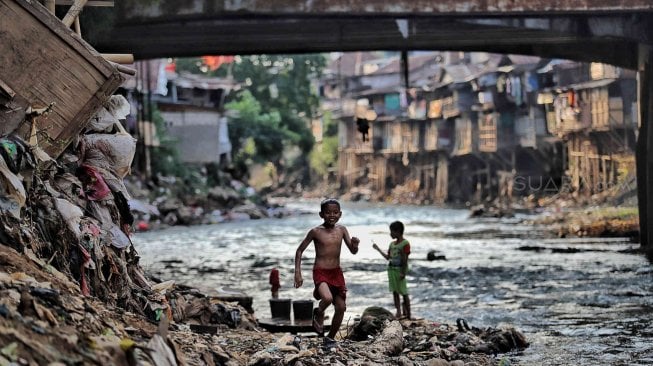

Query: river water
<box><xmin>132</xmin><ymin>200</ymin><xmax>653</xmax><ymax>365</ymax></box>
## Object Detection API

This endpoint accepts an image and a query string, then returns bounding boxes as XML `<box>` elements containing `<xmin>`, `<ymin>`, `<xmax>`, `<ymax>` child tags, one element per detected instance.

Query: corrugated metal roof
<box><xmin>441</xmin><ymin>64</ymin><xmax>483</xmax><ymax>84</ymax></box>
<box><xmin>508</xmin><ymin>55</ymin><xmax>542</xmax><ymax>65</ymax></box>
<box><xmin>324</xmin><ymin>51</ymin><xmax>385</xmax><ymax>77</ymax></box>
<box><xmin>170</xmin><ymin>72</ymin><xmax>238</xmax><ymax>90</ymax></box>
<box><xmin>373</xmin><ymin>52</ymin><xmax>440</xmax><ymax>75</ymax></box>
<box><xmin>355</xmin><ymin>86</ymin><xmax>401</xmax><ymax>97</ymax></box>
<box><xmin>542</xmin><ymin>78</ymin><xmax>616</xmax><ymax>92</ymax></box>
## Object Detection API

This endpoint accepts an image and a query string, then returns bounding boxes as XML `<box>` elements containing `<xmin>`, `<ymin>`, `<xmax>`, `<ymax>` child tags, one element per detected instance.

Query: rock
<box><xmin>427</xmin><ymin>359</ymin><xmax>451</xmax><ymax>366</ymax></box>
<box><xmin>232</xmin><ymin>203</ymin><xmax>269</xmax><ymax>219</ymax></box>
<box><xmin>469</xmin><ymin>204</ymin><xmax>486</xmax><ymax>217</ymax></box>
<box><xmin>427</xmin><ymin>250</ymin><xmax>446</xmax><ymax>261</ymax></box>
<box><xmin>349</xmin><ymin>306</ymin><xmax>395</xmax><ymax>341</ymax></box>
<box><xmin>368</xmin><ymin>320</ymin><xmax>404</xmax><ymax>356</ymax></box>
<box><xmin>486</xmin><ymin>328</ymin><xmax>529</xmax><ymax>353</ymax></box>
<box><xmin>208</xmin><ymin>186</ymin><xmax>241</xmax><ymax>206</ymax></box>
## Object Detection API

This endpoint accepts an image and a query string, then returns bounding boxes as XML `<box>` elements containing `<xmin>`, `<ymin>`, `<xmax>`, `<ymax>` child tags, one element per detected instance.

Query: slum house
<box><xmin>155</xmin><ymin>70</ymin><xmax>236</xmax><ymax>166</ymax></box>
<box><xmin>538</xmin><ymin>61</ymin><xmax>638</xmax><ymax>196</ymax></box>
<box><xmin>334</xmin><ymin>52</ymin><xmax>407</xmax><ymax>191</ymax></box>
<box><xmin>123</xmin><ymin>60</ymin><xmax>237</xmax><ymax>175</ymax></box>
<box><xmin>334</xmin><ymin>52</ymin><xmax>636</xmax><ymax>205</ymax></box>
<box><xmin>319</xmin><ymin>51</ymin><xmax>394</xmax><ymax>142</ymax></box>
<box><xmin>319</xmin><ymin>51</ymin><xmax>388</xmax><ymax>118</ymax></box>
<box><xmin>336</xmin><ymin>52</ymin><xmax>448</xmax><ymax>202</ymax></box>
<box><xmin>428</xmin><ymin>61</ymin><xmax>484</xmax><ymax>203</ymax></box>
<box><xmin>470</xmin><ymin>54</ymin><xmax>562</xmax><ymax>202</ymax></box>
<box><xmin>315</xmin><ymin>52</ymin><xmax>385</xmax><ymax>172</ymax></box>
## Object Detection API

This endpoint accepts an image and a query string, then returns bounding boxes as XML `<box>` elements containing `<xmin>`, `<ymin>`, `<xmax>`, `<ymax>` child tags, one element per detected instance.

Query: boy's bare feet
<box><xmin>312</xmin><ymin>307</ymin><xmax>324</xmax><ymax>336</ymax></box>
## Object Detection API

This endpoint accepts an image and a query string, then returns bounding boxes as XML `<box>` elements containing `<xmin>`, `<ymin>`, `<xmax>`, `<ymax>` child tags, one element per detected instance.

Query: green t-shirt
<box><xmin>388</xmin><ymin>239</ymin><xmax>410</xmax><ymax>267</ymax></box>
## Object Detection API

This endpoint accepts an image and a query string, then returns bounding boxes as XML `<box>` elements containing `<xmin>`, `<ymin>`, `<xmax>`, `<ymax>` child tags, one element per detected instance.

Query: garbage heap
<box><xmin>0</xmin><ymin>95</ymin><xmax>257</xmax><ymax>364</ymax></box>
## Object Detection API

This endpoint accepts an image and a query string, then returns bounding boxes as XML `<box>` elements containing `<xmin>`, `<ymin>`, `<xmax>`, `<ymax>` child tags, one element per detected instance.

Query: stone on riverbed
<box><xmin>348</xmin><ymin>306</ymin><xmax>395</xmax><ymax>341</ymax></box>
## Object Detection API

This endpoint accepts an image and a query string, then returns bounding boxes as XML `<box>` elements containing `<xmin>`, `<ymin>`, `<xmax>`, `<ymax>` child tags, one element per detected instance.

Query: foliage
<box><xmin>230</xmin><ymin>55</ymin><xmax>324</xmax><ymax>154</ymax></box>
<box><xmin>149</xmin><ymin>108</ymin><xmax>188</xmax><ymax>178</ymax></box>
<box><xmin>175</xmin><ymin>54</ymin><xmax>326</xmax><ymax>183</ymax></box>
<box><xmin>309</xmin><ymin>112</ymin><xmax>339</xmax><ymax>177</ymax></box>
<box><xmin>174</xmin><ymin>58</ymin><xmax>205</xmax><ymax>74</ymax></box>
<box><xmin>225</xmin><ymin>55</ymin><xmax>326</xmax><ymax>181</ymax></box>
<box><xmin>309</xmin><ymin>136</ymin><xmax>339</xmax><ymax>177</ymax></box>
<box><xmin>225</xmin><ymin>90</ymin><xmax>289</xmax><ymax>167</ymax></box>
<box><xmin>587</xmin><ymin>206</ymin><xmax>638</xmax><ymax>219</ymax></box>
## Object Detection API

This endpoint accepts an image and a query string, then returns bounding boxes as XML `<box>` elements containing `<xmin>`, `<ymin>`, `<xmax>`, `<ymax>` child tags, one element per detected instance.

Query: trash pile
<box><xmin>124</xmin><ymin>169</ymin><xmax>305</xmax><ymax>231</ymax></box>
<box><xmin>0</xmin><ymin>95</ymin><xmax>257</xmax><ymax>364</ymax></box>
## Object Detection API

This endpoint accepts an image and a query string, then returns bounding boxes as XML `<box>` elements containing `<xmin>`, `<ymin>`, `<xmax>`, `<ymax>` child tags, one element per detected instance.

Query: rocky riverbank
<box><xmin>0</xmin><ymin>239</ymin><xmax>528</xmax><ymax>365</ymax></box>
<box><xmin>308</xmin><ymin>176</ymin><xmax>641</xmax><ymax>241</ymax></box>
<box><xmin>525</xmin><ymin>205</ymin><xmax>639</xmax><ymax>239</ymax></box>
<box><xmin>124</xmin><ymin>175</ymin><xmax>310</xmax><ymax>232</ymax></box>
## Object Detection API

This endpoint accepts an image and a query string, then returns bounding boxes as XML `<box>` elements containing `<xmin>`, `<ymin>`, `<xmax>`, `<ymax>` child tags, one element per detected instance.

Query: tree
<box><xmin>230</xmin><ymin>54</ymin><xmax>325</xmax><ymax>155</ymax></box>
<box><xmin>225</xmin><ymin>90</ymin><xmax>289</xmax><ymax>173</ymax></box>
<box><xmin>176</xmin><ymin>54</ymin><xmax>326</xmax><ymax>185</ymax></box>
<box><xmin>309</xmin><ymin>111</ymin><xmax>339</xmax><ymax>179</ymax></box>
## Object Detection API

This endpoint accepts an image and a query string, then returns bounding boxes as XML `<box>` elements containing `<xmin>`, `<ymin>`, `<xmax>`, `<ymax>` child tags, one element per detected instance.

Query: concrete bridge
<box><xmin>88</xmin><ymin>0</ymin><xmax>653</xmax><ymax>256</ymax></box>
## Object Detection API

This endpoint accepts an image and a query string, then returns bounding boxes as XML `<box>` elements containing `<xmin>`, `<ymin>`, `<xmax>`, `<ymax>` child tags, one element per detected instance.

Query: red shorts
<box><xmin>313</xmin><ymin>267</ymin><xmax>347</xmax><ymax>301</ymax></box>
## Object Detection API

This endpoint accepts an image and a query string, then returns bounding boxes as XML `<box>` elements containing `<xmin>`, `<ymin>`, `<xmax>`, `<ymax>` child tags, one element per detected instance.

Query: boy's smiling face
<box><xmin>319</xmin><ymin>203</ymin><xmax>342</xmax><ymax>227</ymax></box>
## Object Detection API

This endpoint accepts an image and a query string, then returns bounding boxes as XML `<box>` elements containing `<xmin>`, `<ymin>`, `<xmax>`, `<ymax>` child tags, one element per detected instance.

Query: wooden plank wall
<box><xmin>0</xmin><ymin>0</ymin><xmax>124</xmax><ymax>157</ymax></box>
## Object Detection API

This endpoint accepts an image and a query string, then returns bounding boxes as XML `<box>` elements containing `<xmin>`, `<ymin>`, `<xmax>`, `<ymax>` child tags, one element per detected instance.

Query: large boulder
<box><xmin>348</xmin><ymin>306</ymin><xmax>395</xmax><ymax>341</ymax></box>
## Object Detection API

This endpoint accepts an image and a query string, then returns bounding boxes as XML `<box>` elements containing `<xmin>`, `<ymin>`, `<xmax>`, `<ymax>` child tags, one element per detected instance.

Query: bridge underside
<box><xmin>96</xmin><ymin>15</ymin><xmax>649</xmax><ymax>69</ymax></box>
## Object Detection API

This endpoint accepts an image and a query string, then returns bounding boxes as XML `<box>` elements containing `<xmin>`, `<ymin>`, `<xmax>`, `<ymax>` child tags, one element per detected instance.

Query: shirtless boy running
<box><xmin>294</xmin><ymin>198</ymin><xmax>359</xmax><ymax>346</ymax></box>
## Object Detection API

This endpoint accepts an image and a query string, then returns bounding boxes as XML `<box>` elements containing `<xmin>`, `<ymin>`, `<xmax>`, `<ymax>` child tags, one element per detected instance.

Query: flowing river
<box><xmin>132</xmin><ymin>200</ymin><xmax>653</xmax><ymax>365</ymax></box>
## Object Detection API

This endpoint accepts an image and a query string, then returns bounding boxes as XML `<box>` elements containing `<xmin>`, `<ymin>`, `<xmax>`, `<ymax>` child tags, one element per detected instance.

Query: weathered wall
<box><xmin>119</xmin><ymin>0</ymin><xmax>653</xmax><ymax>19</ymax></box>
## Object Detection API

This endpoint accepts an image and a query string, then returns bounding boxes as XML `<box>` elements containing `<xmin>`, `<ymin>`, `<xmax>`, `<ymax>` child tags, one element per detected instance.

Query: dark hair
<box><xmin>390</xmin><ymin>221</ymin><xmax>404</xmax><ymax>234</ymax></box>
<box><xmin>320</xmin><ymin>198</ymin><xmax>341</xmax><ymax>212</ymax></box>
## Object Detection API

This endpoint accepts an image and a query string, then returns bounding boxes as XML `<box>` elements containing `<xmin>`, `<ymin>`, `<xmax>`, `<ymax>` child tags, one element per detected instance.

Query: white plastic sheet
<box><xmin>0</xmin><ymin>157</ymin><xmax>25</xmax><ymax>218</ymax></box>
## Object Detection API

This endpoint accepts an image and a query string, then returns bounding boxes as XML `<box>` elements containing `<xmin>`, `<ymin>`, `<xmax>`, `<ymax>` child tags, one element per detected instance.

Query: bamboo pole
<box><xmin>44</xmin><ymin>0</ymin><xmax>56</xmax><ymax>13</ymax></box>
<box><xmin>107</xmin><ymin>61</ymin><xmax>137</xmax><ymax>76</ymax></box>
<box><xmin>73</xmin><ymin>16</ymin><xmax>81</xmax><ymax>35</ymax></box>
<box><xmin>101</xmin><ymin>54</ymin><xmax>135</xmax><ymax>64</ymax></box>
<box><xmin>62</xmin><ymin>0</ymin><xmax>88</xmax><ymax>28</ymax></box>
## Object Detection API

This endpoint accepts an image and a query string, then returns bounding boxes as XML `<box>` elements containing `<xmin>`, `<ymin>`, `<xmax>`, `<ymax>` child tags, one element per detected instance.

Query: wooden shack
<box><xmin>0</xmin><ymin>0</ymin><xmax>125</xmax><ymax>158</ymax></box>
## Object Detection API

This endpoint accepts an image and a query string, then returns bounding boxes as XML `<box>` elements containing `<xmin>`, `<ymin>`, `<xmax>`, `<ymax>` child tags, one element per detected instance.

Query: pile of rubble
<box><xmin>0</xmin><ymin>95</ymin><xmax>255</xmax><ymax>363</ymax></box>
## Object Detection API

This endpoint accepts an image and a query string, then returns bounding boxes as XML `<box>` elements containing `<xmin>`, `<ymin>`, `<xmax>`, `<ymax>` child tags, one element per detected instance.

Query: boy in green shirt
<box><xmin>373</xmin><ymin>220</ymin><xmax>411</xmax><ymax>319</ymax></box>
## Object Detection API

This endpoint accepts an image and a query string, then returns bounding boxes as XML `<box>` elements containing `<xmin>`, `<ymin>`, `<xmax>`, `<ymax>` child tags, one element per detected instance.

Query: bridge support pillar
<box><xmin>637</xmin><ymin>47</ymin><xmax>653</xmax><ymax>259</ymax></box>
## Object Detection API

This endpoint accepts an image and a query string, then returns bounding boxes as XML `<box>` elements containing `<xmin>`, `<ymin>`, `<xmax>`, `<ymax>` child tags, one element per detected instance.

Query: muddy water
<box><xmin>132</xmin><ymin>200</ymin><xmax>653</xmax><ymax>365</ymax></box>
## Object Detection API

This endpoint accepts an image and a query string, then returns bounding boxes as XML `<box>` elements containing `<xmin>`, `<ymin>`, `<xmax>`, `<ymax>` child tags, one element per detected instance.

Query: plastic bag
<box><xmin>54</xmin><ymin>198</ymin><xmax>83</xmax><ymax>239</ymax></box>
<box><xmin>80</xmin><ymin>122</ymin><xmax>136</xmax><ymax>178</ymax></box>
<box><xmin>86</xmin><ymin>95</ymin><xmax>131</xmax><ymax>132</ymax></box>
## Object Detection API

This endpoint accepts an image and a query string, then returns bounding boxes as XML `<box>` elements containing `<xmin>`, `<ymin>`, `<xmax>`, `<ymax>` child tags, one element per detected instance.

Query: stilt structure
<box><xmin>637</xmin><ymin>48</ymin><xmax>653</xmax><ymax>258</ymax></box>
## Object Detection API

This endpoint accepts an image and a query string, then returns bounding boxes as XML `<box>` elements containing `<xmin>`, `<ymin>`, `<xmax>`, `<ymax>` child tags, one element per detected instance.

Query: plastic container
<box><xmin>269</xmin><ymin>298</ymin><xmax>291</xmax><ymax>319</ymax></box>
<box><xmin>292</xmin><ymin>299</ymin><xmax>313</xmax><ymax>321</ymax></box>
